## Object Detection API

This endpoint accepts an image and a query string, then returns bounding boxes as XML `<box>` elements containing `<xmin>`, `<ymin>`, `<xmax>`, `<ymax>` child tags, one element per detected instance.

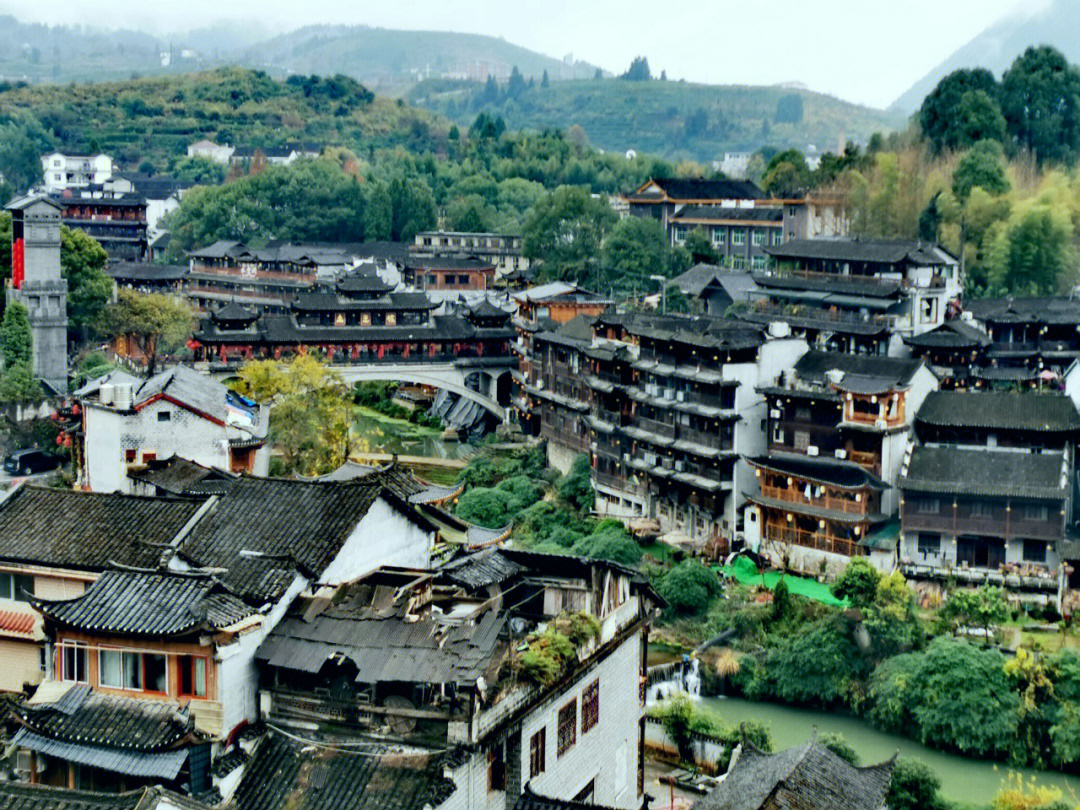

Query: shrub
<box><xmin>866</xmin><ymin>652</ymin><xmax>921</xmax><ymax>733</ymax></box>
<box><xmin>658</xmin><ymin>560</ymin><xmax>722</xmax><ymax>616</ymax></box>
<box><xmin>518</xmin><ymin>627</ymin><xmax>576</xmax><ymax>687</ymax></box>
<box><xmin>764</xmin><ymin>616</ymin><xmax>864</xmax><ymax>707</ymax></box>
<box><xmin>496</xmin><ymin>474</ymin><xmax>544</xmax><ymax>512</ymax></box>
<box><xmin>832</xmin><ymin>558</ymin><xmax>882</xmax><ymax>609</ymax></box>
<box><xmin>572</xmin><ymin>524</ymin><xmax>643</xmax><ymax>566</ymax></box>
<box><xmin>818</xmin><ymin>732</ymin><xmax>859</xmax><ymax>766</ymax></box>
<box><xmin>454</xmin><ymin>487</ymin><xmax>511</xmax><ymax>528</ymax></box>
<box><xmin>456</xmin><ymin>455</ymin><xmax>497</xmax><ymax>487</ymax></box>
<box><xmin>887</xmin><ymin>757</ymin><xmax>946</xmax><ymax>810</ymax></box>
<box><xmin>558</xmin><ymin>454</ymin><xmax>594</xmax><ymax>512</ymax></box>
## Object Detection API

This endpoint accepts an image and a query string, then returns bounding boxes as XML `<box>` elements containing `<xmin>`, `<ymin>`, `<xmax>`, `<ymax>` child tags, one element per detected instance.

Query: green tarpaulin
<box><xmin>719</xmin><ymin>555</ymin><xmax>849</xmax><ymax>608</ymax></box>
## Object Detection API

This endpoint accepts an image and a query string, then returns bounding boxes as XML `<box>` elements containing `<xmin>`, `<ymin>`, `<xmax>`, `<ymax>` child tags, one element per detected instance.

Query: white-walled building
<box><xmin>186</xmin><ymin>139</ymin><xmax>235</xmax><ymax>165</ymax></box>
<box><xmin>75</xmin><ymin>366</ymin><xmax>269</xmax><ymax>494</ymax></box>
<box><xmin>40</xmin><ymin>152</ymin><xmax>113</xmax><ymax>192</ymax></box>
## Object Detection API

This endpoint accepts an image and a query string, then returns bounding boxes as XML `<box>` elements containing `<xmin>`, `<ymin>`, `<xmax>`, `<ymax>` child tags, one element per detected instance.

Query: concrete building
<box><xmin>412</xmin><ymin>231</ymin><xmax>529</xmax><ymax>278</ymax></box>
<box><xmin>74</xmin><ymin>366</ymin><xmax>270</xmax><ymax>494</ymax></box>
<box><xmin>40</xmin><ymin>152</ymin><xmax>113</xmax><ymax>193</ymax></box>
<box><xmin>5</xmin><ymin>194</ymin><xmax>69</xmax><ymax>393</ymax></box>
<box><xmin>186</xmin><ymin>139</ymin><xmax>235</xmax><ymax>165</ymax></box>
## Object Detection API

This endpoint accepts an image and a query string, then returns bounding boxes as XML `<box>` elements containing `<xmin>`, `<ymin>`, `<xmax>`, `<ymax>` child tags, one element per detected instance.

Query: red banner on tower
<box><xmin>12</xmin><ymin>237</ymin><xmax>24</xmax><ymax>289</ymax></box>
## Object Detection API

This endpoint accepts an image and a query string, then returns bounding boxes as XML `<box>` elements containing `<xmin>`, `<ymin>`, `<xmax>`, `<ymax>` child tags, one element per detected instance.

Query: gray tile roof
<box><xmin>440</xmin><ymin>548</ymin><xmax>524</xmax><ymax>590</ymax></box>
<box><xmin>765</xmin><ymin>237</ymin><xmax>953</xmax><ymax>266</ymax></box>
<box><xmin>965</xmin><ymin>296</ymin><xmax>1080</xmax><ymax>326</ymax></box>
<box><xmin>752</xmin><ymin>271</ymin><xmax>904</xmax><ymax>299</ymax></box>
<box><xmin>627</xmin><ymin>177</ymin><xmax>765</xmax><ymax>202</ymax></box>
<box><xmin>902</xmin><ymin>319</ymin><xmax>990</xmax><ymax>349</ymax></box>
<box><xmin>748</xmin><ymin>452</ymin><xmax>887</xmax><ymax>490</ymax></box>
<box><xmin>0</xmin><ymin>486</ymin><xmax>206</xmax><ymax>572</ymax></box>
<box><xmin>32</xmin><ymin>569</ymin><xmax>254</xmax><ymax>636</ymax></box>
<box><xmin>793</xmin><ymin>351</ymin><xmax>923</xmax><ymax>392</ymax></box>
<box><xmin>15</xmin><ymin>688</ymin><xmax>195</xmax><ymax>752</ymax></box>
<box><xmin>126</xmin><ymin>457</ymin><xmax>235</xmax><ymax>496</ymax></box>
<box><xmin>231</xmin><ymin>731</ymin><xmax>456</xmax><ymax>810</ymax></box>
<box><xmin>695</xmin><ymin>740</ymin><xmax>894</xmax><ymax>810</ymax></box>
<box><xmin>0</xmin><ymin>783</ymin><xmax>201</xmax><ymax>810</ymax></box>
<box><xmin>916</xmin><ymin>391</ymin><xmax>1080</xmax><ymax>433</ymax></box>
<box><xmin>13</xmin><ymin>728</ymin><xmax>190</xmax><ymax>781</ymax></box>
<box><xmin>134</xmin><ymin>365</ymin><xmax>240</xmax><ymax>425</ymax></box>
<box><xmin>901</xmin><ymin>445</ymin><xmax>1068</xmax><ymax>499</ymax></box>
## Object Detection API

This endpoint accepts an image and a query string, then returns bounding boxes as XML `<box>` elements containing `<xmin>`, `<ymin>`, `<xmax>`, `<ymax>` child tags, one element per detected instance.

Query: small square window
<box><xmin>157</xmin><ymin>411</ymin><xmax>172</xmax><ymax>422</ymax></box>
<box><xmin>125</xmin><ymin>449</ymin><xmax>137</xmax><ymax>463</ymax></box>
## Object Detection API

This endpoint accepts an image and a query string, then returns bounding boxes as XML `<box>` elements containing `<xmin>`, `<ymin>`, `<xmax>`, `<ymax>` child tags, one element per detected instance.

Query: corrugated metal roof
<box><xmin>12</xmin><ymin>729</ymin><xmax>189</xmax><ymax>780</ymax></box>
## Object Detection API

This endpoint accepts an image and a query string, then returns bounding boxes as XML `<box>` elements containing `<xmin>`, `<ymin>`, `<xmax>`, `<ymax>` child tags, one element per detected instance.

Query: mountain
<box><xmin>409</xmin><ymin>77</ymin><xmax>904</xmax><ymax>164</ymax></box>
<box><xmin>891</xmin><ymin>0</ymin><xmax>1080</xmax><ymax>114</ymax></box>
<box><xmin>240</xmin><ymin>25</ymin><xmax>602</xmax><ymax>95</ymax></box>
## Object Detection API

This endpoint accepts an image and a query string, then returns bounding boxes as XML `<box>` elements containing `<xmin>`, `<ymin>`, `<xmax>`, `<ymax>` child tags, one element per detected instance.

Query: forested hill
<box><xmin>891</xmin><ymin>0</ymin><xmax>1080</xmax><ymax>114</ymax></box>
<box><xmin>0</xmin><ymin>68</ymin><xmax>447</xmax><ymax>184</ymax></box>
<box><xmin>408</xmin><ymin>77</ymin><xmax>903</xmax><ymax>164</ymax></box>
<box><xmin>242</xmin><ymin>26</ymin><xmax>601</xmax><ymax>93</ymax></box>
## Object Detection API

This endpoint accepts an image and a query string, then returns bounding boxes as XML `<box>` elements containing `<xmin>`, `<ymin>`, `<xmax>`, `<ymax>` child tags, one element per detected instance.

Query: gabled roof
<box><xmin>231</xmin><ymin>731</ymin><xmax>456</xmax><ymax>810</ymax></box>
<box><xmin>440</xmin><ymin>547</ymin><xmax>524</xmax><ymax>590</ymax></box>
<box><xmin>176</xmin><ymin>477</ymin><xmax>432</xmax><ymax>602</ymax></box>
<box><xmin>15</xmin><ymin>686</ymin><xmax>195</xmax><ymax>752</ymax></box>
<box><xmin>211</xmin><ymin>301</ymin><xmax>258</xmax><ymax>323</ymax></box>
<box><xmin>403</xmin><ymin>255</ymin><xmax>495</xmax><ymax>271</ymax></box>
<box><xmin>695</xmin><ymin>740</ymin><xmax>895</xmax><ymax>810</ymax></box>
<box><xmin>669</xmin><ymin>205</ymin><xmax>782</xmax><ymax>224</ymax></box>
<box><xmin>901</xmin><ymin>445</ymin><xmax>1068</xmax><ymax>499</ymax></box>
<box><xmin>106</xmin><ymin>262</ymin><xmax>188</xmax><ymax>283</ymax></box>
<box><xmin>0</xmin><ymin>486</ymin><xmax>206</xmax><ymax>572</ymax></box>
<box><xmin>627</xmin><ymin>177</ymin><xmax>765</xmax><ymax>202</ymax></box>
<box><xmin>132</xmin><ymin>365</ymin><xmax>245</xmax><ymax>426</ymax></box>
<box><xmin>595</xmin><ymin>311</ymin><xmax>763</xmax><ymax>353</ymax></box>
<box><xmin>0</xmin><ymin>783</ymin><xmax>208</xmax><ymax>810</ymax></box>
<box><xmin>793</xmin><ymin>351</ymin><xmax>924</xmax><ymax>393</ymax></box>
<box><xmin>32</xmin><ymin>568</ymin><xmax>254</xmax><ymax>636</ymax></box>
<box><xmin>765</xmin><ymin>237</ymin><xmax>954</xmax><ymax>266</ymax></box>
<box><xmin>752</xmin><ymin>271</ymin><xmax>904</xmax><ymax>299</ymax></box>
<box><xmin>902</xmin><ymin>318</ymin><xmax>991</xmax><ymax>349</ymax></box>
<box><xmin>965</xmin><ymin>296</ymin><xmax>1080</xmax><ymax>326</ymax></box>
<box><xmin>512</xmin><ymin>281</ymin><xmax>609</xmax><ymax>304</ymax></box>
<box><xmin>126</xmin><ymin>457</ymin><xmax>235</xmax><ymax>496</ymax></box>
<box><xmin>6</xmin><ymin>193</ymin><xmax>62</xmax><ymax>212</ymax></box>
<box><xmin>916</xmin><ymin>391</ymin><xmax>1080</xmax><ymax>433</ymax></box>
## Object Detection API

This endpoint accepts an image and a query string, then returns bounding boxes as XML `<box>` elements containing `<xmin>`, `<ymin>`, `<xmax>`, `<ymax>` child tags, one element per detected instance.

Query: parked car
<box><xmin>3</xmin><ymin>448</ymin><xmax>61</xmax><ymax>476</ymax></box>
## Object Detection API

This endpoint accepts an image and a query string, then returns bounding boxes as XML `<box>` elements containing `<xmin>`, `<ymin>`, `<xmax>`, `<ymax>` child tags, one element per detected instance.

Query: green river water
<box><xmin>352</xmin><ymin>408</ymin><xmax>475</xmax><ymax>460</ymax></box>
<box><xmin>701</xmin><ymin>696</ymin><xmax>1080</xmax><ymax>806</ymax></box>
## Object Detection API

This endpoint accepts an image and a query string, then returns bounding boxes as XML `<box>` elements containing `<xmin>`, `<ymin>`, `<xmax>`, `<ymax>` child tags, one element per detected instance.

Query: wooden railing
<box><xmin>764</xmin><ymin>524</ymin><xmax>865</xmax><ymax>557</ymax></box>
<box><xmin>760</xmin><ymin>484</ymin><xmax>871</xmax><ymax>515</ymax></box>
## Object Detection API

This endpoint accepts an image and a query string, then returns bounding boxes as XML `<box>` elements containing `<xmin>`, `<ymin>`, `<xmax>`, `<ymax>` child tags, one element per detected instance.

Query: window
<box><xmin>772</xmin><ymin>230</ymin><xmax>784</xmax><ymax>246</ymax></box>
<box><xmin>486</xmin><ymin>740</ymin><xmax>506</xmax><ymax>792</ymax></box>
<box><xmin>361</xmin><ymin>312</ymin><xmax>371</xmax><ymax>326</ymax></box>
<box><xmin>427</xmin><ymin>273</ymin><xmax>438</xmax><ymax>287</ymax></box>
<box><xmin>530</xmin><ymin>728</ymin><xmax>547</xmax><ymax>778</ymax></box>
<box><xmin>672</xmin><ymin>225</ymin><xmax>686</xmax><ymax>243</ymax></box>
<box><xmin>179</xmin><ymin>655</ymin><xmax>208</xmax><ymax>698</ymax></box>
<box><xmin>157</xmin><ymin>411</ymin><xmax>172</xmax><ymax>422</ymax></box>
<box><xmin>916</xmin><ymin>497</ymin><xmax>939</xmax><ymax>514</ymax></box>
<box><xmin>1024</xmin><ymin>503</ymin><xmax>1049</xmax><ymax>522</ymax></box>
<box><xmin>125</xmin><ymin>449</ymin><xmax>137</xmax><ymax>463</ymax></box>
<box><xmin>1024</xmin><ymin>539</ymin><xmax>1048</xmax><ymax>563</ymax></box>
<box><xmin>457</xmin><ymin>274</ymin><xmax>471</xmax><ymax>286</ymax></box>
<box><xmin>771</xmin><ymin>425</ymin><xmax>785</xmax><ymax>445</ymax></box>
<box><xmin>751</xmin><ymin>229</ymin><xmax>766</xmax><ymax>246</ymax></box>
<box><xmin>969</xmin><ymin>500</ymin><xmax>993</xmax><ymax>518</ymax></box>
<box><xmin>557</xmin><ymin>699</ymin><xmax>577</xmax><ymax>757</ymax></box>
<box><xmin>731</xmin><ymin>256</ymin><xmax>747</xmax><ymax>270</ymax></box>
<box><xmin>98</xmin><ymin>650</ymin><xmax>167</xmax><ymax>692</ymax></box>
<box><xmin>0</xmin><ymin>572</ymin><xmax>34</xmax><ymax>601</ymax></box>
<box><xmin>732</xmin><ymin>228</ymin><xmax>746</xmax><ymax>246</ymax></box>
<box><xmin>917</xmin><ymin>533</ymin><xmax>941</xmax><ymax>556</ymax></box>
<box><xmin>386</xmin><ymin>313</ymin><xmax>397</xmax><ymax>326</ymax></box>
<box><xmin>142</xmin><ymin>452</ymin><xmax>157</xmax><ymax>463</ymax></box>
<box><xmin>921</xmin><ymin>296</ymin><xmax>937</xmax><ymax>324</ymax></box>
<box><xmin>711</xmin><ymin>228</ymin><xmax>725</xmax><ymax>246</ymax></box>
<box><xmin>573</xmin><ymin>779</ymin><xmax>596</xmax><ymax>803</ymax></box>
<box><xmin>793</xmin><ymin>430</ymin><xmax>810</xmax><ymax>452</ymax></box>
<box><xmin>751</xmin><ymin>255</ymin><xmax>767</xmax><ymax>270</ymax></box>
<box><xmin>60</xmin><ymin>643</ymin><xmax>87</xmax><ymax>683</ymax></box>
<box><xmin>582</xmin><ymin>679</ymin><xmax>599</xmax><ymax>734</ymax></box>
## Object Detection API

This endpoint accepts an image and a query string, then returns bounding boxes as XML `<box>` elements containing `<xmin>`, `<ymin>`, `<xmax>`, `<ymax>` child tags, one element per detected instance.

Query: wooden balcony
<box><xmin>760</xmin><ymin>484</ymin><xmax>872</xmax><ymax>516</ymax></box>
<box><xmin>636</xmin><ymin>415</ymin><xmax>677</xmax><ymax>440</ymax></box>
<box><xmin>764</xmin><ymin>523</ymin><xmax>865</xmax><ymax>557</ymax></box>
<box><xmin>903</xmin><ymin>507</ymin><xmax>1064</xmax><ymax>542</ymax></box>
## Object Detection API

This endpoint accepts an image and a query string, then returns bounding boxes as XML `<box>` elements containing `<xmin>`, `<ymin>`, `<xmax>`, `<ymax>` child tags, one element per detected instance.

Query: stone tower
<box><xmin>6</xmin><ymin>194</ymin><xmax>68</xmax><ymax>393</ymax></box>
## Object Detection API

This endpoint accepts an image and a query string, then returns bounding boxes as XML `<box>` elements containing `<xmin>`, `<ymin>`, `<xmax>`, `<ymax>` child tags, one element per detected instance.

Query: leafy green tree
<box><xmin>940</xmin><ymin>585</ymin><xmax>1010</xmax><ymax>639</ymax></box>
<box><xmin>363</xmin><ymin>181</ymin><xmax>393</xmax><ymax>241</ymax></box>
<box><xmin>681</xmin><ymin>227</ymin><xmax>719</xmax><ymax>265</ymax></box>
<box><xmin>1</xmin><ymin>301</ymin><xmax>31</xmax><ymax>368</ymax></box>
<box><xmin>455</xmin><ymin>487</ymin><xmax>512</xmax><ymax>528</ymax></box>
<box><xmin>602</xmin><ymin>216</ymin><xmax>676</xmax><ymax>293</ymax></box>
<box><xmin>0</xmin><ymin>112</ymin><xmax>55</xmax><ymax>195</ymax></box>
<box><xmin>572</xmin><ymin>522</ymin><xmax>643</xmax><ymax>566</ymax></box>
<box><xmin>60</xmin><ymin>226</ymin><xmax>112</xmax><ymax>340</ymax></box>
<box><xmin>231</xmin><ymin>355</ymin><xmax>351</xmax><ymax>476</ymax></box>
<box><xmin>0</xmin><ymin>361</ymin><xmax>42</xmax><ymax>404</ymax></box>
<box><xmin>97</xmin><ymin>289</ymin><xmax>194</xmax><ymax>374</ymax></box>
<box><xmin>495</xmin><ymin>475</ymin><xmax>543</xmax><ymax>513</ymax></box>
<box><xmin>867</xmin><ymin>652</ymin><xmax>921</xmax><ymax>733</ymax></box>
<box><xmin>1001</xmin><ymin>45</ymin><xmax>1080</xmax><ymax>165</ymax></box>
<box><xmin>1047</xmin><ymin>650</ymin><xmax>1080</xmax><ymax>766</ymax></box>
<box><xmin>765</xmin><ymin>617</ymin><xmax>864</xmax><ymax>706</ymax></box>
<box><xmin>389</xmin><ymin>176</ymin><xmax>437</xmax><ymax>241</ymax></box>
<box><xmin>621</xmin><ymin>56</ymin><xmax>651</xmax><ymax>81</ymax></box>
<box><xmin>762</xmin><ymin>149</ymin><xmax>811</xmax><ymax>197</ymax></box>
<box><xmin>523</xmin><ymin>186</ymin><xmax>616</xmax><ymax>284</ymax></box>
<box><xmin>909</xmin><ymin>637</ymin><xmax>1020</xmax><ymax>757</ymax></box>
<box><xmin>952</xmin><ymin>140</ymin><xmax>1010</xmax><ymax>202</ymax></box>
<box><xmin>658</xmin><ymin>559</ymin><xmax>721</xmax><ymax>615</ymax></box>
<box><xmin>919</xmin><ymin>68</ymin><xmax>1000</xmax><ymax>154</ymax></box>
<box><xmin>957</xmin><ymin>90</ymin><xmax>1007</xmax><ymax>147</ymax></box>
<box><xmin>887</xmin><ymin>757</ymin><xmax>947</xmax><ymax>810</ymax></box>
<box><xmin>664</xmin><ymin>284</ymin><xmax>691</xmax><ymax>314</ymax></box>
<box><xmin>818</xmin><ymin>732</ymin><xmax>858</xmax><ymax>766</ymax></box>
<box><xmin>831</xmin><ymin>557</ymin><xmax>881</xmax><ymax>609</ymax></box>
<box><xmin>989</xmin><ymin>202</ymin><xmax>1073</xmax><ymax>296</ymax></box>
<box><xmin>557</xmin><ymin>453</ymin><xmax>594</xmax><ymax>512</ymax></box>
<box><xmin>446</xmin><ymin>194</ymin><xmax>491</xmax><ymax>232</ymax></box>
<box><xmin>167</xmin><ymin>155</ymin><xmax>226</xmax><ymax>185</ymax></box>
<box><xmin>541</xmin><ymin>70</ymin><xmax>549</xmax><ymax>89</ymax></box>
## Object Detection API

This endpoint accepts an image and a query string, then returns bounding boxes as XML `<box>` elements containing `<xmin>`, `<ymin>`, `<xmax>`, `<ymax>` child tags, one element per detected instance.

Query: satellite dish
<box><xmin>383</xmin><ymin>694</ymin><xmax>417</xmax><ymax>735</ymax></box>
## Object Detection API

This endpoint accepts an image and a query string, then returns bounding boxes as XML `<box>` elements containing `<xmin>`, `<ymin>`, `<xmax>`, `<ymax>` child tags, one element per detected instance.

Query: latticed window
<box><xmin>582</xmin><ymin>679</ymin><xmax>599</xmax><ymax>734</ymax></box>
<box><xmin>557</xmin><ymin>699</ymin><xmax>577</xmax><ymax>757</ymax></box>
<box><xmin>529</xmin><ymin>727</ymin><xmax>546</xmax><ymax>778</ymax></box>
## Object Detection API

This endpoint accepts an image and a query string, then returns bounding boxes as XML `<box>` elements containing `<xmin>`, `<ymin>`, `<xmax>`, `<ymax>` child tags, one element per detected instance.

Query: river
<box><xmin>352</xmin><ymin>408</ymin><xmax>476</xmax><ymax>460</ymax></box>
<box><xmin>700</xmin><ymin>696</ymin><xmax>1080</xmax><ymax>806</ymax></box>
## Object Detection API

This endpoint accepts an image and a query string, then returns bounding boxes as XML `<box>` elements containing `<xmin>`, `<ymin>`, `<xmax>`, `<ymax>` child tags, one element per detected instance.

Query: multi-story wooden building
<box><xmin>899</xmin><ymin>390</ymin><xmax>1080</xmax><ymax>596</ymax></box>
<box><xmin>745</xmin><ymin>238</ymin><xmax>961</xmax><ymax>356</ymax></box>
<box><xmin>51</xmin><ymin>190</ymin><xmax>148</xmax><ymax>262</ymax></box>
<box><xmin>747</xmin><ymin>350</ymin><xmax>938</xmax><ymax>574</ymax></box>
<box><xmin>964</xmin><ymin>297</ymin><xmax>1080</xmax><ymax>377</ymax></box>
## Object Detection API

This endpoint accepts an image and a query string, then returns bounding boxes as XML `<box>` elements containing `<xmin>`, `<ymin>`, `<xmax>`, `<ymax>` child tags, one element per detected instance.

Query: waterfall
<box><xmin>646</xmin><ymin>656</ymin><xmax>702</xmax><ymax>704</ymax></box>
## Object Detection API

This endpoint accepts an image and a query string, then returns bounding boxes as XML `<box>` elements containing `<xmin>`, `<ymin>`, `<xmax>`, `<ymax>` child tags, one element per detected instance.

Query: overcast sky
<box><xmin>5</xmin><ymin>0</ymin><xmax>1036</xmax><ymax>108</ymax></box>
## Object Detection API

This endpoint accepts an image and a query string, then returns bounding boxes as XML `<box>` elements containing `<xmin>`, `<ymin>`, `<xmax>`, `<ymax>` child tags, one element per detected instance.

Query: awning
<box><xmin>12</xmin><ymin>729</ymin><xmax>189</xmax><ymax>780</ymax></box>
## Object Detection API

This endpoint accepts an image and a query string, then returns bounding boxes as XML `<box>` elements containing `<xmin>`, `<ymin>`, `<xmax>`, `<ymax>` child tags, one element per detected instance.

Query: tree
<box><xmin>763</xmin><ymin>149</ymin><xmax>811</xmax><ymax>197</ymax></box>
<box><xmin>990</xmin><ymin>203</ymin><xmax>1073</xmax><ymax>296</ymax></box>
<box><xmin>621</xmin><ymin>56</ymin><xmax>651</xmax><ymax>81</ymax></box>
<box><xmin>1001</xmin><ymin>45</ymin><xmax>1080</xmax><ymax>165</ymax></box>
<box><xmin>0</xmin><ymin>113</ymin><xmax>55</xmax><ymax>195</ymax></box>
<box><xmin>455</xmin><ymin>487</ymin><xmax>512</xmax><ymax>528</ymax></box>
<box><xmin>230</xmin><ymin>355</ymin><xmax>351</xmax><ymax>476</ymax></box>
<box><xmin>765</xmin><ymin>617</ymin><xmax>864</xmax><ymax>707</ymax></box>
<box><xmin>831</xmin><ymin>557</ymin><xmax>881</xmax><ymax>609</ymax></box>
<box><xmin>97</xmin><ymin>289</ymin><xmax>194</xmax><ymax>374</ymax></box>
<box><xmin>887</xmin><ymin>758</ymin><xmax>946</xmax><ymax>810</ymax></box>
<box><xmin>541</xmin><ymin>70</ymin><xmax>549</xmax><ymax>89</ymax></box>
<box><xmin>60</xmin><ymin>226</ymin><xmax>112</xmax><ymax>341</ymax></box>
<box><xmin>167</xmin><ymin>155</ymin><xmax>226</xmax><ymax>185</ymax></box>
<box><xmin>389</xmin><ymin>177</ymin><xmax>437</xmax><ymax>241</ymax></box>
<box><xmin>506</xmin><ymin>66</ymin><xmax>526</xmax><ymax>100</ymax></box>
<box><xmin>0</xmin><ymin>361</ymin><xmax>42</xmax><ymax>404</ymax></box>
<box><xmin>2</xmin><ymin>301</ymin><xmax>31</xmax><ymax>369</ymax></box>
<box><xmin>775</xmin><ymin>93</ymin><xmax>804</xmax><ymax>124</ymax></box>
<box><xmin>557</xmin><ymin>453</ymin><xmax>594</xmax><ymax>512</ymax></box>
<box><xmin>446</xmin><ymin>195</ymin><xmax>490</xmax><ymax>233</ymax></box>
<box><xmin>522</xmin><ymin>185</ymin><xmax>616</xmax><ymax>284</ymax></box>
<box><xmin>952</xmin><ymin>140</ymin><xmax>1010</xmax><ymax>202</ymax></box>
<box><xmin>657</xmin><ymin>560</ymin><xmax>721</xmax><ymax>615</ymax></box>
<box><xmin>919</xmin><ymin>68</ymin><xmax>1000</xmax><ymax>154</ymax></box>
<box><xmin>601</xmin><ymin>216</ymin><xmax>675</xmax><ymax>293</ymax></box>
<box><xmin>957</xmin><ymin>90</ymin><xmax>1007</xmax><ymax>147</ymax></box>
<box><xmin>363</xmin><ymin>181</ymin><xmax>393</xmax><ymax>241</ymax></box>
<box><xmin>572</xmin><ymin>521</ymin><xmax>642</xmax><ymax>566</ymax></box>
<box><xmin>940</xmin><ymin>585</ymin><xmax>1009</xmax><ymax>640</ymax></box>
<box><xmin>682</xmin><ymin>227</ymin><xmax>720</xmax><ymax>265</ymax></box>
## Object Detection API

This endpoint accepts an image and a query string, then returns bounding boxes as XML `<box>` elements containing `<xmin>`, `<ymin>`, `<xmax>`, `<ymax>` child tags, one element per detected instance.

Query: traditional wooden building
<box><xmin>748</xmin><ymin>351</ymin><xmax>938</xmax><ymax>574</ymax></box>
<box><xmin>902</xmin><ymin>317</ymin><xmax>991</xmax><ymax>388</ymax></box>
<box><xmin>52</xmin><ymin>190</ymin><xmax>148</xmax><ymax>262</ymax></box>
<box><xmin>964</xmin><ymin>297</ymin><xmax>1080</xmax><ymax>377</ymax></box>
<box><xmin>402</xmin><ymin>255</ymin><xmax>496</xmax><ymax>291</ymax></box>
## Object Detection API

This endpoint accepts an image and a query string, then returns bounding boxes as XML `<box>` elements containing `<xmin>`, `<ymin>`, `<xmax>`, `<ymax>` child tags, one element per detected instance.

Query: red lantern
<box><xmin>55</xmin><ymin>434</ymin><xmax>63</xmax><ymax>446</ymax></box>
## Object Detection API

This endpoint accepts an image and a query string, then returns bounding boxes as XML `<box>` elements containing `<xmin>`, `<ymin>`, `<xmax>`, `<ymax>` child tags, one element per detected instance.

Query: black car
<box><xmin>3</xmin><ymin>448</ymin><xmax>61</xmax><ymax>476</ymax></box>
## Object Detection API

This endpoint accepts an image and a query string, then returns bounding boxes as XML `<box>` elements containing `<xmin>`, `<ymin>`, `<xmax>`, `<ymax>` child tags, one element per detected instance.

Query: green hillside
<box><xmin>409</xmin><ymin>77</ymin><xmax>904</xmax><ymax>163</ymax></box>
<box><xmin>241</xmin><ymin>25</ymin><xmax>601</xmax><ymax>95</ymax></box>
<box><xmin>0</xmin><ymin>67</ymin><xmax>447</xmax><ymax>172</ymax></box>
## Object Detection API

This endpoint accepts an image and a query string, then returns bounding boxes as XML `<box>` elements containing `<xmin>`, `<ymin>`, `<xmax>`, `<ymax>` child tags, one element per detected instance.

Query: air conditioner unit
<box><xmin>675</xmin><ymin>461</ymin><xmax>685</xmax><ymax>472</ymax></box>
<box><xmin>644</xmin><ymin>452</ymin><xmax>658</xmax><ymax>466</ymax></box>
<box><xmin>835</xmin><ymin>449</ymin><xmax>848</xmax><ymax>460</ymax></box>
<box><xmin>769</xmin><ymin>409</ymin><xmax>781</xmax><ymax>419</ymax></box>
<box><xmin>676</xmin><ymin>391</ymin><xmax>685</xmax><ymax>402</ymax></box>
<box><xmin>807</xmin><ymin>445</ymin><xmax>819</xmax><ymax>456</ymax></box>
<box><xmin>663</xmin><ymin>389</ymin><xmax>675</xmax><ymax>400</ymax></box>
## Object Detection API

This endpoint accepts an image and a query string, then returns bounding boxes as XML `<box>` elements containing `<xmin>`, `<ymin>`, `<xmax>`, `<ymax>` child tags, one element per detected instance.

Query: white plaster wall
<box><xmin>217</xmin><ymin>627</ymin><xmax>266</xmax><ymax>735</ymax></box>
<box><xmin>318</xmin><ymin>498</ymin><xmax>433</xmax><ymax>585</ymax></box>
<box><xmin>83</xmin><ymin>406</ymin><xmax>125</xmax><ymax>493</ymax></box>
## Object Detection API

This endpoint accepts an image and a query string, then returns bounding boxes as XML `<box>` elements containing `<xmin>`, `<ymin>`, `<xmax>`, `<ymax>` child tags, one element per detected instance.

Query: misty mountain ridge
<box><xmin>891</xmin><ymin>0</ymin><xmax>1076</xmax><ymax>113</ymax></box>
